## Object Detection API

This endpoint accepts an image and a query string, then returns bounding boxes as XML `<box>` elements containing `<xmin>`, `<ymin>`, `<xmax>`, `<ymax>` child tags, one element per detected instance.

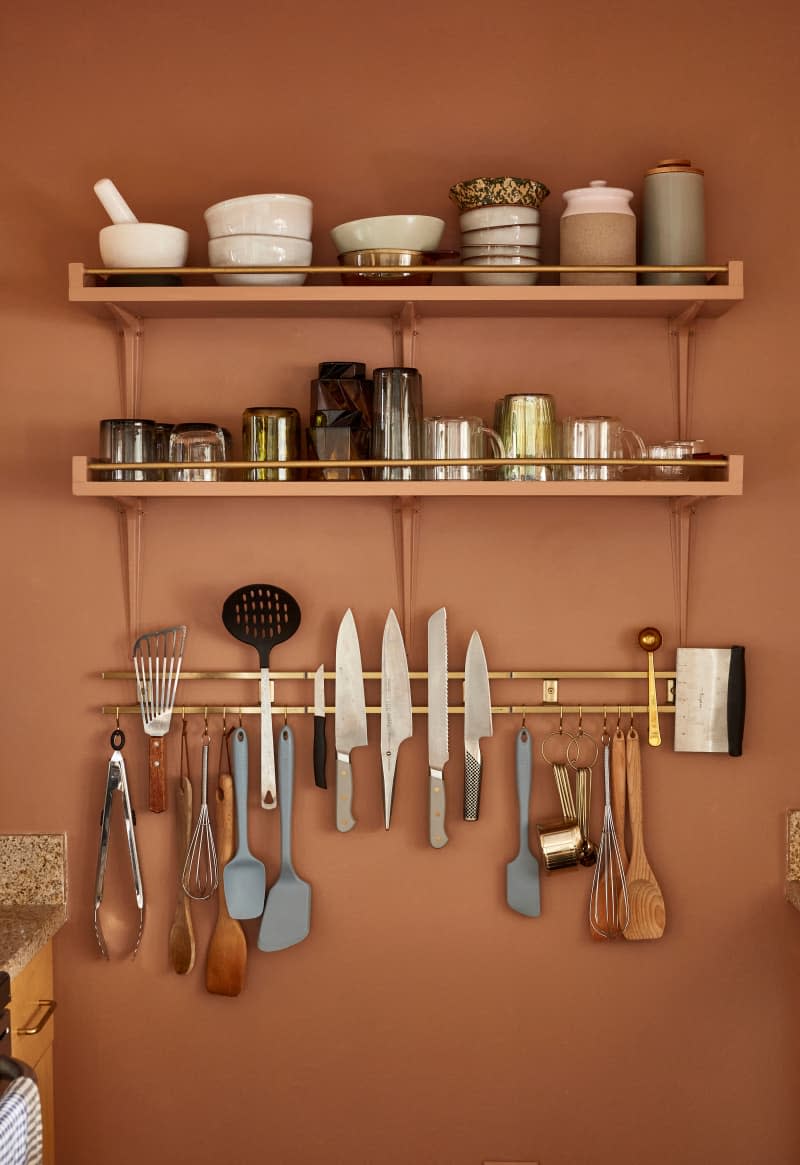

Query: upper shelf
<box><xmin>67</xmin><ymin>261</ymin><xmax>744</xmax><ymax>321</ymax></box>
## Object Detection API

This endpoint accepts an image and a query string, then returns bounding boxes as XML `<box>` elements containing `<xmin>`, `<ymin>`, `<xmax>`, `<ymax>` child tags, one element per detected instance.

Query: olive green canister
<box><xmin>641</xmin><ymin>158</ymin><xmax>705</xmax><ymax>285</ymax></box>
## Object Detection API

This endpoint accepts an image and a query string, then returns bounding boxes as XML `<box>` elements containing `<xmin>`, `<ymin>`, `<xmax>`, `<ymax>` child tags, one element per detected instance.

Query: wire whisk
<box><xmin>589</xmin><ymin>733</ymin><xmax>629</xmax><ymax>938</ymax></box>
<box><xmin>182</xmin><ymin>727</ymin><xmax>219</xmax><ymax>901</ymax></box>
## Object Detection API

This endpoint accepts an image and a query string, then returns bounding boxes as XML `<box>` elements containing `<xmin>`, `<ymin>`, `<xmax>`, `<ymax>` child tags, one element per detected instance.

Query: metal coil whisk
<box><xmin>589</xmin><ymin>732</ymin><xmax>629</xmax><ymax>938</ymax></box>
<box><xmin>182</xmin><ymin>727</ymin><xmax>219</xmax><ymax>901</ymax></box>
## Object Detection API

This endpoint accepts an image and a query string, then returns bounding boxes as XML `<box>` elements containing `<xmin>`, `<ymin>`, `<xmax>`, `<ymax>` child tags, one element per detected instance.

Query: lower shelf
<box><xmin>71</xmin><ymin>455</ymin><xmax>744</xmax><ymax>498</ymax></box>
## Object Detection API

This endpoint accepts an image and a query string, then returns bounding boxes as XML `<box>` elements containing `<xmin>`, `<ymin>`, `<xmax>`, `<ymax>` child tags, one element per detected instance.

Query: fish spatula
<box><xmin>222</xmin><ymin>584</ymin><xmax>301</xmax><ymax>809</ymax></box>
<box><xmin>132</xmin><ymin>625</ymin><xmax>187</xmax><ymax>813</ymax></box>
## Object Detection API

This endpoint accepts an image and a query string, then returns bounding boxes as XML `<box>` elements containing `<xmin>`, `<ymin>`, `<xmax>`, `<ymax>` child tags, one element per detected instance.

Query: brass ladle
<box><xmin>637</xmin><ymin>627</ymin><xmax>662</xmax><ymax>747</ymax></box>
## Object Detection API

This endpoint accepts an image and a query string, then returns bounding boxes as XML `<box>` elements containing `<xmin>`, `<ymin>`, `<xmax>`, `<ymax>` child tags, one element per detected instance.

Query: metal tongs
<box><xmin>93</xmin><ymin>727</ymin><xmax>145</xmax><ymax>959</ymax></box>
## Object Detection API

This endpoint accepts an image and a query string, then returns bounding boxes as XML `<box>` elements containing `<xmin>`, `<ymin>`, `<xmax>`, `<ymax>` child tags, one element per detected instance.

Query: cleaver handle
<box><xmin>727</xmin><ymin>646</ymin><xmax>746</xmax><ymax>757</ymax></box>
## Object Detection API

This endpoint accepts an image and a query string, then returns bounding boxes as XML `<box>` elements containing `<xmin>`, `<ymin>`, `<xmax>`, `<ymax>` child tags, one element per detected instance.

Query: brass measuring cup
<box><xmin>537</xmin><ymin>719</ymin><xmax>582</xmax><ymax>871</ymax></box>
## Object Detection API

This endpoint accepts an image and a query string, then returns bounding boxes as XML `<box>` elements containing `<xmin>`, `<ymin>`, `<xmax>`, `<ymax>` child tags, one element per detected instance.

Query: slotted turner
<box><xmin>221</xmin><ymin>584</ymin><xmax>301</xmax><ymax>809</ymax></box>
<box><xmin>132</xmin><ymin>625</ymin><xmax>187</xmax><ymax>813</ymax></box>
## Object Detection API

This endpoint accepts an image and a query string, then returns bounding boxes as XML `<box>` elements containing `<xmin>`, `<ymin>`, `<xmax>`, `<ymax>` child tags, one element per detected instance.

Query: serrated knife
<box><xmin>464</xmin><ymin>630</ymin><xmax>492</xmax><ymax>821</ymax></box>
<box><xmin>313</xmin><ymin>664</ymin><xmax>327</xmax><ymax>788</ymax></box>
<box><xmin>427</xmin><ymin>607</ymin><xmax>449</xmax><ymax>848</ymax></box>
<box><xmin>380</xmin><ymin>609</ymin><xmax>413</xmax><ymax>829</ymax></box>
<box><xmin>335</xmin><ymin>609</ymin><xmax>368</xmax><ymax>832</ymax></box>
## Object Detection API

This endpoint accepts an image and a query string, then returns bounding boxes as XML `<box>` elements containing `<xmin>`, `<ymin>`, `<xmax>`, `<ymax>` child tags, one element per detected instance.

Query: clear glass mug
<box><xmin>422</xmin><ymin>416</ymin><xmax>505</xmax><ymax>480</ymax></box>
<box><xmin>562</xmin><ymin>416</ymin><xmax>646</xmax><ymax>480</ymax></box>
<box><xmin>493</xmin><ymin>393</ymin><xmax>558</xmax><ymax>481</ymax></box>
<box><xmin>647</xmin><ymin>439</ymin><xmax>706</xmax><ymax>479</ymax></box>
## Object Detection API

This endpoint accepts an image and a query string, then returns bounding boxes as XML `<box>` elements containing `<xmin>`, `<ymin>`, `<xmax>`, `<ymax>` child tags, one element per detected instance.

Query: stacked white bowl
<box><xmin>204</xmin><ymin>194</ymin><xmax>313</xmax><ymax>285</ymax></box>
<box><xmin>459</xmin><ymin>206</ymin><xmax>541</xmax><ymax>285</ymax></box>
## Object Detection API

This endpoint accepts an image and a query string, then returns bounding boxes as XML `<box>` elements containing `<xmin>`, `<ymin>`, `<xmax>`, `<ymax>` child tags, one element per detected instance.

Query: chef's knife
<box><xmin>427</xmin><ymin>607</ymin><xmax>449</xmax><ymax>848</ymax></box>
<box><xmin>313</xmin><ymin>664</ymin><xmax>327</xmax><ymax>788</ymax></box>
<box><xmin>380</xmin><ymin>609</ymin><xmax>413</xmax><ymax>829</ymax></box>
<box><xmin>464</xmin><ymin>630</ymin><xmax>492</xmax><ymax>821</ymax></box>
<box><xmin>334</xmin><ymin>609</ymin><xmax>368</xmax><ymax>832</ymax></box>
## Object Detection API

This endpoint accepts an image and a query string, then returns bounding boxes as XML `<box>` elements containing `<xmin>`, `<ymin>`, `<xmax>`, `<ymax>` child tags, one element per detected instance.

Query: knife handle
<box><xmin>429</xmin><ymin>768</ymin><xmax>448</xmax><ymax>848</ymax></box>
<box><xmin>464</xmin><ymin>743</ymin><xmax>482</xmax><ymax>821</ymax></box>
<box><xmin>313</xmin><ymin>716</ymin><xmax>327</xmax><ymax>789</ymax></box>
<box><xmin>148</xmin><ymin>736</ymin><xmax>167</xmax><ymax>814</ymax></box>
<box><xmin>336</xmin><ymin>752</ymin><xmax>356</xmax><ymax>832</ymax></box>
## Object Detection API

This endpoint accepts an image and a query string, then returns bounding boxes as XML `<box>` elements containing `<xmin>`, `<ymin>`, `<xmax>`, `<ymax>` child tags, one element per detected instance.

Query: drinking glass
<box><xmin>371</xmin><ymin>367</ymin><xmax>423</xmax><ymax>481</ymax></box>
<box><xmin>168</xmin><ymin>423</ymin><xmax>231</xmax><ymax>481</ymax></box>
<box><xmin>99</xmin><ymin>418</ymin><xmax>156</xmax><ymax>482</ymax></box>
<box><xmin>243</xmin><ymin>407</ymin><xmax>301</xmax><ymax>481</ymax></box>
<box><xmin>647</xmin><ymin>439</ymin><xmax>706</xmax><ymax>479</ymax></box>
<box><xmin>422</xmin><ymin>416</ymin><xmax>505</xmax><ymax>480</ymax></box>
<box><xmin>493</xmin><ymin>394</ymin><xmax>558</xmax><ymax>480</ymax></box>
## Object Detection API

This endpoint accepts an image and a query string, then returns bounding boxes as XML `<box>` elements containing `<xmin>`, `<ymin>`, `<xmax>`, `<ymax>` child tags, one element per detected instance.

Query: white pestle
<box><xmin>93</xmin><ymin>178</ymin><xmax>138</xmax><ymax>224</ymax></box>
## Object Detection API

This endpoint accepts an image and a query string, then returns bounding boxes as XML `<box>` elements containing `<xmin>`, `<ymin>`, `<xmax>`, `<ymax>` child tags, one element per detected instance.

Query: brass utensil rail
<box><xmin>101</xmin><ymin>667</ymin><xmax>677</xmax><ymax>718</ymax></box>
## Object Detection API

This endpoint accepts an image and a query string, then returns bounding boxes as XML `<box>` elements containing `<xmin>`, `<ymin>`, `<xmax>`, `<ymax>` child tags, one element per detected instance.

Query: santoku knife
<box><xmin>380</xmin><ymin>609</ymin><xmax>413</xmax><ymax>829</ymax></box>
<box><xmin>313</xmin><ymin>664</ymin><xmax>327</xmax><ymax>788</ymax></box>
<box><xmin>334</xmin><ymin>609</ymin><xmax>368</xmax><ymax>832</ymax></box>
<box><xmin>463</xmin><ymin>630</ymin><xmax>492</xmax><ymax>821</ymax></box>
<box><xmin>427</xmin><ymin>607</ymin><xmax>449</xmax><ymax>848</ymax></box>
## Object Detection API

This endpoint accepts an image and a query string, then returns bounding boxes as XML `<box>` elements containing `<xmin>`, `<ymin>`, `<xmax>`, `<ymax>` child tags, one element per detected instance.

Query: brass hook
<box><xmin>521</xmin><ymin>707</ymin><xmax>527</xmax><ymax>728</ymax></box>
<box><xmin>221</xmin><ymin>707</ymin><xmax>227</xmax><ymax>735</ymax></box>
<box><xmin>283</xmin><ymin>707</ymin><xmax>288</xmax><ymax>725</ymax></box>
<box><xmin>617</xmin><ymin>705</ymin><xmax>622</xmax><ymax>731</ymax></box>
<box><xmin>603</xmin><ymin>706</ymin><xmax>608</xmax><ymax>733</ymax></box>
<box><xmin>115</xmin><ymin>707</ymin><xmax>120</xmax><ymax>729</ymax></box>
<box><xmin>577</xmin><ymin>705</ymin><xmax>583</xmax><ymax>734</ymax></box>
<box><xmin>203</xmin><ymin>706</ymin><xmax>209</xmax><ymax>734</ymax></box>
<box><xmin>559</xmin><ymin>706</ymin><xmax>564</xmax><ymax>734</ymax></box>
<box><xmin>238</xmin><ymin>707</ymin><xmax>243</xmax><ymax>728</ymax></box>
<box><xmin>628</xmin><ymin>705</ymin><xmax>635</xmax><ymax>732</ymax></box>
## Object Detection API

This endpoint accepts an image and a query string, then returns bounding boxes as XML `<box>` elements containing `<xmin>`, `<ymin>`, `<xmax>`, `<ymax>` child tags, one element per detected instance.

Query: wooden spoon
<box><xmin>623</xmin><ymin>725</ymin><xmax>666</xmax><ymax>940</ymax></box>
<box><xmin>168</xmin><ymin>774</ymin><xmax>196</xmax><ymax>974</ymax></box>
<box><xmin>206</xmin><ymin>773</ymin><xmax>247</xmax><ymax>996</ymax></box>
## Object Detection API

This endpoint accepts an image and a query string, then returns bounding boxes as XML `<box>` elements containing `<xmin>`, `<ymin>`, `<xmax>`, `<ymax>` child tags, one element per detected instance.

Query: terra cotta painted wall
<box><xmin>2</xmin><ymin>0</ymin><xmax>800</xmax><ymax>1162</ymax></box>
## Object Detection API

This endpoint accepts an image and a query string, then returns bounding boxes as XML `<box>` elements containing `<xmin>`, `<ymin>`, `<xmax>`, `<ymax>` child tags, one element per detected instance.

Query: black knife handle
<box><xmin>464</xmin><ymin>745</ymin><xmax>482</xmax><ymax>821</ymax></box>
<box><xmin>313</xmin><ymin>715</ymin><xmax>327</xmax><ymax>788</ymax></box>
<box><xmin>727</xmin><ymin>646</ymin><xmax>746</xmax><ymax>757</ymax></box>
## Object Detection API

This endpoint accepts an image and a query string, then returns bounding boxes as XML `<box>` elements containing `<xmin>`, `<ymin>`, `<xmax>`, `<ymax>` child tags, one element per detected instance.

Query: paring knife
<box><xmin>380</xmin><ymin>609</ymin><xmax>413</xmax><ymax>829</ymax></box>
<box><xmin>463</xmin><ymin>630</ymin><xmax>492</xmax><ymax>821</ymax></box>
<box><xmin>334</xmin><ymin>609</ymin><xmax>368</xmax><ymax>832</ymax></box>
<box><xmin>427</xmin><ymin>607</ymin><xmax>449</xmax><ymax>848</ymax></box>
<box><xmin>313</xmin><ymin>664</ymin><xmax>327</xmax><ymax>788</ymax></box>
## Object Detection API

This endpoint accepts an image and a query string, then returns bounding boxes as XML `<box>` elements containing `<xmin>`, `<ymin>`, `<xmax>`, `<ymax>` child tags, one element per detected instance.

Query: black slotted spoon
<box><xmin>222</xmin><ymin>584</ymin><xmax>301</xmax><ymax>809</ymax></box>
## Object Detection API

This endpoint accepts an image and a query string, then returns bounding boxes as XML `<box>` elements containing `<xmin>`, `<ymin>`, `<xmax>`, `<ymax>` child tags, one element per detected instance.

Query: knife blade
<box><xmin>313</xmin><ymin>664</ymin><xmax>327</xmax><ymax>789</ymax></box>
<box><xmin>427</xmin><ymin>607</ymin><xmax>449</xmax><ymax>848</ymax></box>
<box><xmin>334</xmin><ymin>609</ymin><xmax>368</xmax><ymax>832</ymax></box>
<box><xmin>463</xmin><ymin>630</ymin><xmax>492</xmax><ymax>821</ymax></box>
<box><xmin>380</xmin><ymin>609</ymin><xmax>413</xmax><ymax>829</ymax></box>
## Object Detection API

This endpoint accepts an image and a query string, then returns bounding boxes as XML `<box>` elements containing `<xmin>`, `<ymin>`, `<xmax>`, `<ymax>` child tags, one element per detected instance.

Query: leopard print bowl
<box><xmin>449</xmin><ymin>176</ymin><xmax>550</xmax><ymax>211</ymax></box>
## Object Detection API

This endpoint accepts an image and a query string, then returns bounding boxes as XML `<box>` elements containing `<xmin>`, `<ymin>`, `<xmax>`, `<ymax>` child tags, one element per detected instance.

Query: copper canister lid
<box><xmin>646</xmin><ymin>158</ymin><xmax>704</xmax><ymax>175</ymax></box>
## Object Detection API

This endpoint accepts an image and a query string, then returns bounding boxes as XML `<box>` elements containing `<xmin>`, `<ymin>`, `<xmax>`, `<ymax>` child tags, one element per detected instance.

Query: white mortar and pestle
<box><xmin>94</xmin><ymin>178</ymin><xmax>189</xmax><ymax>282</ymax></box>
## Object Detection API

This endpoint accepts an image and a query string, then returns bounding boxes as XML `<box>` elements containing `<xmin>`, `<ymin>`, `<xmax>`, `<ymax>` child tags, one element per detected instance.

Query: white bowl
<box><xmin>462</xmin><ymin>254</ymin><xmax>540</xmax><ymax>286</ymax></box>
<box><xmin>330</xmin><ymin>214</ymin><xmax>445</xmax><ymax>254</ymax></box>
<box><xmin>208</xmin><ymin>234</ymin><xmax>312</xmax><ymax>285</ymax></box>
<box><xmin>461</xmin><ymin>245</ymin><xmax>540</xmax><ymax>259</ymax></box>
<box><xmin>204</xmin><ymin>194</ymin><xmax>312</xmax><ymax>239</ymax></box>
<box><xmin>99</xmin><ymin>223</ymin><xmax>189</xmax><ymax>268</ymax></box>
<box><xmin>459</xmin><ymin>206</ymin><xmax>540</xmax><ymax>231</ymax></box>
<box><xmin>461</xmin><ymin>224</ymin><xmax>541</xmax><ymax>246</ymax></box>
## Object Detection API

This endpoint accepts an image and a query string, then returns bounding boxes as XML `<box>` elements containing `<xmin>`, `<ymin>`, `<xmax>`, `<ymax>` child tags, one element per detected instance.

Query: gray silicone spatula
<box><xmin>258</xmin><ymin>724</ymin><xmax>311</xmax><ymax>952</ymax></box>
<box><xmin>506</xmin><ymin>726</ymin><xmax>541</xmax><ymax>918</ymax></box>
<box><xmin>223</xmin><ymin>726</ymin><xmax>267</xmax><ymax>920</ymax></box>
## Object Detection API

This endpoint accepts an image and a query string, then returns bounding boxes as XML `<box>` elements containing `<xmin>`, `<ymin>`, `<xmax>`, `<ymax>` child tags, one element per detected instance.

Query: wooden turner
<box><xmin>206</xmin><ymin>773</ymin><xmax>247</xmax><ymax>996</ymax></box>
<box><xmin>168</xmin><ymin>774</ymin><xmax>196</xmax><ymax>975</ymax></box>
<box><xmin>623</xmin><ymin>725</ymin><xmax>666</xmax><ymax>940</ymax></box>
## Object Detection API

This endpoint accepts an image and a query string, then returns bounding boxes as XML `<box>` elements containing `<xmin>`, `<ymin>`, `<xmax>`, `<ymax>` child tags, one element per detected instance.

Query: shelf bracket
<box><xmin>668</xmin><ymin>303</ymin><xmax>701</xmax><ymax>441</ymax></box>
<box><xmin>114</xmin><ymin>498</ymin><xmax>145</xmax><ymax>646</ymax></box>
<box><xmin>668</xmin><ymin>497</ymin><xmax>698</xmax><ymax>647</ymax></box>
<box><xmin>108</xmin><ymin>304</ymin><xmax>145</xmax><ymax>418</ymax></box>
<box><xmin>392</xmin><ymin>302</ymin><xmax>418</xmax><ymax>367</ymax></box>
<box><xmin>391</xmin><ymin>496</ymin><xmax>421</xmax><ymax>642</ymax></box>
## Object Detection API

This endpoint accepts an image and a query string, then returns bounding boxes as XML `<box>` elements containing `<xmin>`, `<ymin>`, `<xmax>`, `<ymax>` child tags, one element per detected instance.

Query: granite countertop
<box><xmin>0</xmin><ymin>834</ymin><xmax>67</xmax><ymax>978</ymax></box>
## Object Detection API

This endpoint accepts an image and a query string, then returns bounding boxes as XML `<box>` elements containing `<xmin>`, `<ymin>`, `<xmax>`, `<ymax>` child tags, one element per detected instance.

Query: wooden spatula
<box><xmin>168</xmin><ymin>774</ymin><xmax>196</xmax><ymax>974</ymax></box>
<box><xmin>623</xmin><ymin>725</ymin><xmax>666</xmax><ymax>940</ymax></box>
<box><xmin>206</xmin><ymin>773</ymin><xmax>247</xmax><ymax>996</ymax></box>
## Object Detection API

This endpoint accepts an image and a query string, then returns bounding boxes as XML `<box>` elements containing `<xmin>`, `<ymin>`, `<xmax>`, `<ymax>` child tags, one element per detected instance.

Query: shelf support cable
<box><xmin>668</xmin><ymin>304</ymin><xmax>701</xmax><ymax>440</ymax></box>
<box><xmin>392</xmin><ymin>302</ymin><xmax>418</xmax><ymax>367</ymax></box>
<box><xmin>108</xmin><ymin>304</ymin><xmax>145</xmax><ymax>417</ymax></box>
<box><xmin>115</xmin><ymin>498</ymin><xmax>145</xmax><ymax>646</ymax></box>
<box><xmin>668</xmin><ymin>497</ymin><xmax>698</xmax><ymax>647</ymax></box>
<box><xmin>392</xmin><ymin>497</ymin><xmax>421</xmax><ymax>643</ymax></box>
